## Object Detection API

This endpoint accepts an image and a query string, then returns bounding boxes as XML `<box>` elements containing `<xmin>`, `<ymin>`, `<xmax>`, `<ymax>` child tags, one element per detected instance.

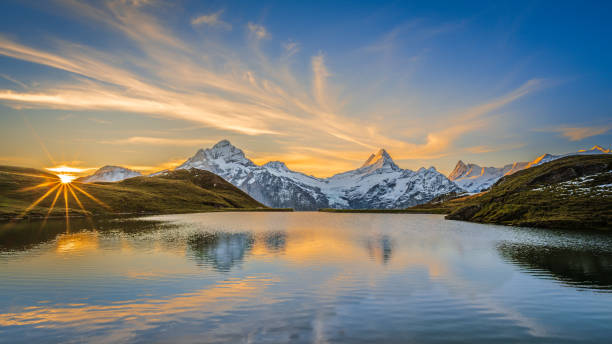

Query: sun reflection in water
<box><xmin>56</xmin><ymin>232</ymin><xmax>99</xmax><ymax>253</ymax></box>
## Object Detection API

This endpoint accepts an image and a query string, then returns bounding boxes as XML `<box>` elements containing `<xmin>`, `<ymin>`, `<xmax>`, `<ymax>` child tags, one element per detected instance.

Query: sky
<box><xmin>0</xmin><ymin>0</ymin><xmax>610</xmax><ymax>177</ymax></box>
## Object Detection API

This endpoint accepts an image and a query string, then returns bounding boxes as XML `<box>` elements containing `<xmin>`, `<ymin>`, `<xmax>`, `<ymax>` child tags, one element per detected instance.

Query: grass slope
<box><xmin>0</xmin><ymin>166</ymin><xmax>272</xmax><ymax>221</ymax></box>
<box><xmin>413</xmin><ymin>155</ymin><xmax>612</xmax><ymax>230</ymax></box>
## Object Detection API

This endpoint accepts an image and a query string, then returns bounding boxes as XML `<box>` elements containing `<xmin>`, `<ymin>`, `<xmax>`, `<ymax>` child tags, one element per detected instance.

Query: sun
<box><xmin>47</xmin><ymin>166</ymin><xmax>85</xmax><ymax>183</ymax></box>
<box><xmin>58</xmin><ymin>173</ymin><xmax>77</xmax><ymax>184</ymax></box>
<box><xmin>6</xmin><ymin>165</ymin><xmax>113</xmax><ymax>230</ymax></box>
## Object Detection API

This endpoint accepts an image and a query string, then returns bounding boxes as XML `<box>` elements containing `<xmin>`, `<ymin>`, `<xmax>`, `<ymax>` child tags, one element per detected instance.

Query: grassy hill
<box><xmin>0</xmin><ymin>166</ymin><xmax>271</xmax><ymax>221</ymax></box>
<box><xmin>411</xmin><ymin>155</ymin><xmax>612</xmax><ymax>230</ymax></box>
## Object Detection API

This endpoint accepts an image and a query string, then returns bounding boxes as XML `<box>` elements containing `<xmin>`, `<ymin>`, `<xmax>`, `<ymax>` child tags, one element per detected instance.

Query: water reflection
<box><xmin>498</xmin><ymin>242</ymin><xmax>612</xmax><ymax>290</ymax></box>
<box><xmin>364</xmin><ymin>234</ymin><xmax>393</xmax><ymax>264</ymax></box>
<box><xmin>263</xmin><ymin>231</ymin><xmax>287</xmax><ymax>253</ymax></box>
<box><xmin>0</xmin><ymin>217</ymin><xmax>171</xmax><ymax>252</ymax></box>
<box><xmin>186</xmin><ymin>231</ymin><xmax>292</xmax><ymax>271</ymax></box>
<box><xmin>1</xmin><ymin>213</ymin><xmax>612</xmax><ymax>343</ymax></box>
<box><xmin>187</xmin><ymin>232</ymin><xmax>254</xmax><ymax>271</ymax></box>
<box><xmin>55</xmin><ymin>232</ymin><xmax>99</xmax><ymax>254</ymax></box>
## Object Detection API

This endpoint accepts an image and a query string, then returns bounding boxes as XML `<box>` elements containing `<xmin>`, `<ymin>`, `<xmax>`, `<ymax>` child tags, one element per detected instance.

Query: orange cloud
<box><xmin>557</xmin><ymin>126</ymin><xmax>610</xmax><ymax>141</ymax></box>
<box><xmin>101</xmin><ymin>136</ymin><xmax>217</xmax><ymax>147</ymax></box>
<box><xmin>0</xmin><ymin>1</ymin><xmax>547</xmax><ymax>176</ymax></box>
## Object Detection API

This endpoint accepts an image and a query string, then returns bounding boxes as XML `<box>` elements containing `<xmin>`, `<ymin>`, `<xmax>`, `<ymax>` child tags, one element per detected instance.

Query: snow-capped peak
<box><xmin>448</xmin><ymin>160</ymin><xmax>468</xmax><ymax>181</ymax></box>
<box><xmin>208</xmin><ymin>139</ymin><xmax>248</xmax><ymax>162</ymax></box>
<box><xmin>582</xmin><ymin>145</ymin><xmax>611</xmax><ymax>153</ymax></box>
<box><xmin>173</xmin><ymin>140</ymin><xmax>463</xmax><ymax>210</ymax></box>
<box><xmin>450</xmin><ymin>144</ymin><xmax>612</xmax><ymax>193</ymax></box>
<box><xmin>177</xmin><ymin>139</ymin><xmax>254</xmax><ymax>171</ymax></box>
<box><xmin>79</xmin><ymin>165</ymin><xmax>142</xmax><ymax>183</ymax></box>
<box><xmin>360</xmin><ymin>148</ymin><xmax>400</xmax><ymax>171</ymax></box>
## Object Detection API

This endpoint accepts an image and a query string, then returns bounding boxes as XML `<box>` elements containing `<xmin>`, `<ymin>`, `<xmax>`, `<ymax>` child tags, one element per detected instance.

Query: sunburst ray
<box><xmin>41</xmin><ymin>184</ymin><xmax>64</xmax><ymax>228</ymax></box>
<box><xmin>1</xmin><ymin>183</ymin><xmax>61</xmax><ymax>230</ymax></box>
<box><xmin>63</xmin><ymin>185</ymin><xmax>70</xmax><ymax>232</ymax></box>
<box><xmin>70</xmin><ymin>184</ymin><xmax>112</xmax><ymax>211</ymax></box>
<box><xmin>67</xmin><ymin>184</ymin><xmax>89</xmax><ymax>215</ymax></box>
<box><xmin>67</xmin><ymin>184</ymin><xmax>95</xmax><ymax>227</ymax></box>
<box><xmin>19</xmin><ymin>183</ymin><xmax>61</xmax><ymax>218</ymax></box>
<box><xmin>0</xmin><ymin>170</ymin><xmax>54</xmax><ymax>179</ymax></box>
<box><xmin>19</xmin><ymin>181</ymin><xmax>57</xmax><ymax>192</ymax></box>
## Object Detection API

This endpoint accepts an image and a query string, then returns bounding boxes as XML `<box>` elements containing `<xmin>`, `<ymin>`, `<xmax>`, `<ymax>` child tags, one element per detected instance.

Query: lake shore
<box><xmin>0</xmin><ymin>207</ymin><xmax>294</xmax><ymax>223</ymax></box>
<box><xmin>318</xmin><ymin>208</ymin><xmax>447</xmax><ymax>214</ymax></box>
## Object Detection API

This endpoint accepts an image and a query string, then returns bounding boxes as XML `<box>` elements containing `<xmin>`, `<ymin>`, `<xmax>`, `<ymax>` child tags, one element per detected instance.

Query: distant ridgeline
<box><xmin>78</xmin><ymin>141</ymin><xmax>611</xmax><ymax>211</ymax></box>
<box><xmin>448</xmin><ymin>145</ymin><xmax>611</xmax><ymax>192</ymax></box>
<box><xmin>82</xmin><ymin>140</ymin><xmax>463</xmax><ymax>210</ymax></box>
<box><xmin>414</xmin><ymin>154</ymin><xmax>612</xmax><ymax>230</ymax></box>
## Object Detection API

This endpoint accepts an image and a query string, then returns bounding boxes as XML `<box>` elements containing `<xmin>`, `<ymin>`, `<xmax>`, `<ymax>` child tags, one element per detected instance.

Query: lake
<box><xmin>1</xmin><ymin>212</ymin><xmax>612</xmax><ymax>343</ymax></box>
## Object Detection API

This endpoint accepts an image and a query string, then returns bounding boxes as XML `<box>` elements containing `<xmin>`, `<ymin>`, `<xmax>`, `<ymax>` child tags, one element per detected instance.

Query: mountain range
<box><xmin>437</xmin><ymin>154</ymin><xmax>612</xmax><ymax>230</ymax></box>
<box><xmin>449</xmin><ymin>145</ymin><xmax>611</xmax><ymax>192</ymax></box>
<box><xmin>80</xmin><ymin>141</ymin><xmax>611</xmax><ymax>210</ymax></box>
<box><xmin>174</xmin><ymin>140</ymin><xmax>462</xmax><ymax>210</ymax></box>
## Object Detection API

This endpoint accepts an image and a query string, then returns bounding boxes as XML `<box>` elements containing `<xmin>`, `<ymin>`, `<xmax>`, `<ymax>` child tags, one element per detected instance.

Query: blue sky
<box><xmin>0</xmin><ymin>0</ymin><xmax>610</xmax><ymax>176</ymax></box>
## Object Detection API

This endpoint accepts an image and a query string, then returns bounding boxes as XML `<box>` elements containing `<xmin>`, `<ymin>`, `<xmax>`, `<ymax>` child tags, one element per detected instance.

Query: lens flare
<box><xmin>6</xmin><ymin>166</ymin><xmax>113</xmax><ymax>230</ymax></box>
<box><xmin>58</xmin><ymin>174</ymin><xmax>76</xmax><ymax>184</ymax></box>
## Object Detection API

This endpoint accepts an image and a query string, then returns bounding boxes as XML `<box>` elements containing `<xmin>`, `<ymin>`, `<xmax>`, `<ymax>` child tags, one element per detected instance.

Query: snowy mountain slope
<box><xmin>527</xmin><ymin>145</ymin><xmax>610</xmax><ymax>167</ymax></box>
<box><xmin>449</xmin><ymin>161</ymin><xmax>528</xmax><ymax>193</ymax></box>
<box><xmin>449</xmin><ymin>145</ymin><xmax>611</xmax><ymax>193</ymax></box>
<box><xmin>177</xmin><ymin>140</ymin><xmax>462</xmax><ymax>210</ymax></box>
<box><xmin>79</xmin><ymin>166</ymin><xmax>142</xmax><ymax>183</ymax></box>
<box><xmin>177</xmin><ymin>140</ymin><xmax>329</xmax><ymax>210</ymax></box>
<box><xmin>321</xmin><ymin>149</ymin><xmax>460</xmax><ymax>208</ymax></box>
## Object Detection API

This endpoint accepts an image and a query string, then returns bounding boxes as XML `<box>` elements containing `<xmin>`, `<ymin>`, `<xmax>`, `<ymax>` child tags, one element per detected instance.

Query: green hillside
<box><xmin>413</xmin><ymin>155</ymin><xmax>612</xmax><ymax>230</ymax></box>
<box><xmin>0</xmin><ymin>166</ymin><xmax>269</xmax><ymax>221</ymax></box>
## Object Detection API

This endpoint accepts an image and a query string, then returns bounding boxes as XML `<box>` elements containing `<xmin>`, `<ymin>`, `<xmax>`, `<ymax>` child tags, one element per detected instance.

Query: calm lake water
<box><xmin>1</xmin><ymin>212</ymin><xmax>612</xmax><ymax>343</ymax></box>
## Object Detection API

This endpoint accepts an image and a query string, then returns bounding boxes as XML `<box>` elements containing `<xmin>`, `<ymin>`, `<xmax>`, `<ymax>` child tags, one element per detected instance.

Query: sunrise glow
<box><xmin>46</xmin><ymin>166</ymin><xmax>91</xmax><ymax>174</ymax></box>
<box><xmin>57</xmin><ymin>174</ymin><xmax>77</xmax><ymax>184</ymax></box>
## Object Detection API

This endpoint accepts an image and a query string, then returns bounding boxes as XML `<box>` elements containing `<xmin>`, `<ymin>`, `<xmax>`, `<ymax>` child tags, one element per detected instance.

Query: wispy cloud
<box><xmin>0</xmin><ymin>73</ymin><xmax>28</xmax><ymax>89</ymax></box>
<box><xmin>0</xmin><ymin>1</ymin><xmax>548</xmax><ymax>175</ymax></box>
<box><xmin>191</xmin><ymin>10</ymin><xmax>231</xmax><ymax>30</ymax></box>
<box><xmin>390</xmin><ymin>79</ymin><xmax>546</xmax><ymax>160</ymax></box>
<box><xmin>465</xmin><ymin>143</ymin><xmax>526</xmax><ymax>154</ymax></box>
<box><xmin>248</xmin><ymin>22</ymin><xmax>268</xmax><ymax>39</ymax></box>
<box><xmin>312</xmin><ymin>53</ymin><xmax>331</xmax><ymax>110</ymax></box>
<box><xmin>283</xmin><ymin>40</ymin><xmax>300</xmax><ymax>57</ymax></box>
<box><xmin>534</xmin><ymin>124</ymin><xmax>611</xmax><ymax>141</ymax></box>
<box><xmin>101</xmin><ymin>136</ymin><xmax>216</xmax><ymax>146</ymax></box>
<box><xmin>89</xmin><ymin>117</ymin><xmax>111</xmax><ymax>124</ymax></box>
<box><xmin>556</xmin><ymin>126</ymin><xmax>610</xmax><ymax>141</ymax></box>
<box><xmin>57</xmin><ymin>113</ymin><xmax>75</xmax><ymax>121</ymax></box>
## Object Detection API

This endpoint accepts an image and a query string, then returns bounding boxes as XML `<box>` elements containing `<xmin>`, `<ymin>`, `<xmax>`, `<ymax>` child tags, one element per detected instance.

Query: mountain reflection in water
<box><xmin>498</xmin><ymin>243</ymin><xmax>612</xmax><ymax>290</ymax></box>
<box><xmin>187</xmin><ymin>231</ymin><xmax>255</xmax><ymax>271</ymax></box>
<box><xmin>1</xmin><ymin>212</ymin><xmax>612</xmax><ymax>343</ymax></box>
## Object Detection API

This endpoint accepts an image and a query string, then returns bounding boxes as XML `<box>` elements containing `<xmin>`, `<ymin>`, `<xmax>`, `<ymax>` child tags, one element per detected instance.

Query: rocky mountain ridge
<box><xmin>449</xmin><ymin>145</ymin><xmax>611</xmax><ymax>192</ymax></box>
<box><xmin>176</xmin><ymin>140</ymin><xmax>462</xmax><ymax>210</ymax></box>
